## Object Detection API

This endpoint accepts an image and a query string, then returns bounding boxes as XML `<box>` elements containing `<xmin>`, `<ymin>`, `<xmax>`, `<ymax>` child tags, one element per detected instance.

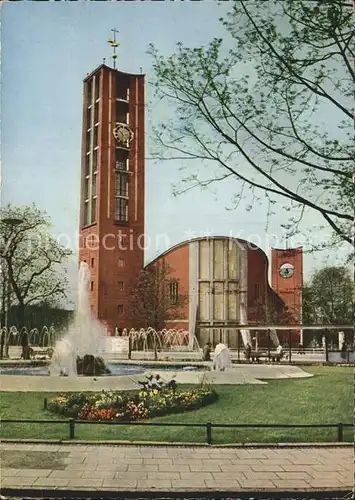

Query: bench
<box><xmin>268</xmin><ymin>351</ymin><xmax>283</xmax><ymax>362</ymax></box>
<box><xmin>29</xmin><ymin>346</ymin><xmax>54</xmax><ymax>359</ymax></box>
<box><xmin>246</xmin><ymin>350</ymin><xmax>284</xmax><ymax>362</ymax></box>
<box><xmin>246</xmin><ymin>351</ymin><xmax>267</xmax><ymax>362</ymax></box>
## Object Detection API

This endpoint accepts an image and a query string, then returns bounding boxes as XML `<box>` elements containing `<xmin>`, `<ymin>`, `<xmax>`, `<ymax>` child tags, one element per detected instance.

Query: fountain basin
<box><xmin>0</xmin><ymin>363</ymin><xmax>208</xmax><ymax>376</ymax></box>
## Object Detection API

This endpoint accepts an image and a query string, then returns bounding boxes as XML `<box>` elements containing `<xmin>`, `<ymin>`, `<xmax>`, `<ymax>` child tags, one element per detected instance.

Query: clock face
<box><xmin>113</xmin><ymin>124</ymin><xmax>134</xmax><ymax>144</ymax></box>
<box><xmin>279</xmin><ymin>262</ymin><xmax>294</xmax><ymax>279</ymax></box>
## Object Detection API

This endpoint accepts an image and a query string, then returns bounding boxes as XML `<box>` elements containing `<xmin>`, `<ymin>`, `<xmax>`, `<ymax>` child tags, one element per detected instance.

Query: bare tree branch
<box><xmin>148</xmin><ymin>0</ymin><xmax>354</xmax><ymax>250</ymax></box>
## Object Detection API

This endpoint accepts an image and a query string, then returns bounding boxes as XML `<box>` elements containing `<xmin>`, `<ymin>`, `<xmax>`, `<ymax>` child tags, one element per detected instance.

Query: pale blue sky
<box><xmin>1</xmin><ymin>1</ymin><xmax>347</xmax><ymax>301</ymax></box>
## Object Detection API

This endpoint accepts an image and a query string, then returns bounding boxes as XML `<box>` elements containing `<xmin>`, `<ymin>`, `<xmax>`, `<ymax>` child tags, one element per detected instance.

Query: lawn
<box><xmin>0</xmin><ymin>366</ymin><xmax>353</xmax><ymax>444</ymax></box>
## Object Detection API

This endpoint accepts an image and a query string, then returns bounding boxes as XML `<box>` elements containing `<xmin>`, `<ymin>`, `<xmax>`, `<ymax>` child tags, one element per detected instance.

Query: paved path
<box><xmin>0</xmin><ymin>365</ymin><xmax>312</xmax><ymax>392</ymax></box>
<box><xmin>0</xmin><ymin>443</ymin><xmax>353</xmax><ymax>493</ymax></box>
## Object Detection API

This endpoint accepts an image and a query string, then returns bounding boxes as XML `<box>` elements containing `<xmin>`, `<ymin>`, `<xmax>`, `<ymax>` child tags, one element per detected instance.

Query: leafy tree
<box><xmin>0</xmin><ymin>204</ymin><xmax>72</xmax><ymax>328</ymax></box>
<box><xmin>128</xmin><ymin>261</ymin><xmax>188</xmax><ymax>331</ymax></box>
<box><xmin>264</xmin><ymin>301</ymin><xmax>295</xmax><ymax>326</ymax></box>
<box><xmin>149</xmin><ymin>0</ymin><xmax>354</xmax><ymax>250</ymax></box>
<box><xmin>302</xmin><ymin>266</ymin><xmax>354</xmax><ymax>325</ymax></box>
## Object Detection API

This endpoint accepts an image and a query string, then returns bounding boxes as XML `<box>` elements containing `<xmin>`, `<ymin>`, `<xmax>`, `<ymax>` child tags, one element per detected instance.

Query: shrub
<box><xmin>47</xmin><ymin>375</ymin><xmax>217</xmax><ymax>421</ymax></box>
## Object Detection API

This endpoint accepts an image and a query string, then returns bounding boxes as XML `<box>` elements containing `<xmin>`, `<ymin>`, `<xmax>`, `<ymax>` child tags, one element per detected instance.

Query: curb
<box><xmin>1</xmin><ymin>360</ymin><xmax>353</xmax><ymax>367</ymax></box>
<box><xmin>0</xmin><ymin>487</ymin><xmax>353</xmax><ymax>499</ymax></box>
<box><xmin>1</xmin><ymin>438</ymin><xmax>353</xmax><ymax>448</ymax></box>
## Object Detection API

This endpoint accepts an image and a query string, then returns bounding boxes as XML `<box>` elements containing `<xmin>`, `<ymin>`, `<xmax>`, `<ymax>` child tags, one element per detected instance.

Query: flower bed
<box><xmin>47</xmin><ymin>375</ymin><xmax>217</xmax><ymax>421</ymax></box>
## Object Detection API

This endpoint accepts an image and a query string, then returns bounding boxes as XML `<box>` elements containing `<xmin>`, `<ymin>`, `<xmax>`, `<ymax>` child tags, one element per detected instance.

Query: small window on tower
<box><xmin>93</xmin><ymin>149</ymin><xmax>98</xmax><ymax>173</ymax></box>
<box><xmin>84</xmin><ymin>177</ymin><xmax>90</xmax><ymax>200</ymax></box>
<box><xmin>116</xmin><ymin>101</ymin><xmax>128</xmax><ymax>124</ymax></box>
<box><xmin>118</xmin><ymin>281</ymin><xmax>124</xmax><ymax>291</ymax></box>
<box><xmin>94</xmin><ymin>101</ymin><xmax>99</xmax><ymax>124</ymax></box>
<box><xmin>169</xmin><ymin>281</ymin><xmax>179</xmax><ymax>305</ymax></box>
<box><xmin>90</xmin><ymin>197</ymin><xmax>96</xmax><ymax>224</ymax></box>
<box><xmin>117</xmin><ymin>304</ymin><xmax>124</xmax><ymax>314</ymax></box>
<box><xmin>90</xmin><ymin>281</ymin><xmax>94</xmax><ymax>292</ymax></box>
<box><xmin>92</xmin><ymin>173</ymin><xmax>97</xmax><ymax>197</ymax></box>
<box><xmin>118</xmin><ymin>257</ymin><xmax>125</xmax><ymax>267</ymax></box>
<box><xmin>85</xmin><ymin>154</ymin><xmax>90</xmax><ymax>177</ymax></box>
<box><xmin>115</xmin><ymin>171</ymin><xmax>128</xmax><ymax>197</ymax></box>
<box><xmin>94</xmin><ymin>74</ymin><xmax>100</xmax><ymax>100</ymax></box>
<box><xmin>115</xmin><ymin>198</ymin><xmax>128</xmax><ymax>223</ymax></box>
<box><xmin>115</xmin><ymin>149</ymin><xmax>129</xmax><ymax>171</ymax></box>
<box><xmin>91</xmin><ymin>258</ymin><xmax>94</xmax><ymax>268</ymax></box>
<box><xmin>116</xmin><ymin>77</ymin><xmax>129</xmax><ymax>101</ymax></box>
<box><xmin>86</xmin><ymin>106</ymin><xmax>92</xmax><ymax>130</ymax></box>
<box><xmin>84</xmin><ymin>201</ymin><xmax>90</xmax><ymax>226</ymax></box>
<box><xmin>86</xmin><ymin>130</ymin><xmax>91</xmax><ymax>152</ymax></box>
<box><xmin>93</xmin><ymin>125</ymin><xmax>99</xmax><ymax>148</ymax></box>
<box><xmin>87</xmin><ymin>79</ymin><xmax>93</xmax><ymax>104</ymax></box>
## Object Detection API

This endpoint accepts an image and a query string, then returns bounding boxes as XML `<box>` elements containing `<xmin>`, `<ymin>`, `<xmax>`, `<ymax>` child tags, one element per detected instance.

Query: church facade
<box><xmin>146</xmin><ymin>238</ymin><xmax>303</xmax><ymax>346</ymax></box>
<box><xmin>78</xmin><ymin>63</ymin><xmax>303</xmax><ymax>345</ymax></box>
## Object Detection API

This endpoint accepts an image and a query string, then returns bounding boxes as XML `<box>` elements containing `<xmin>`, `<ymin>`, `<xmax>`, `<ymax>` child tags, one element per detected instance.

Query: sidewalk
<box><xmin>0</xmin><ymin>442</ymin><xmax>353</xmax><ymax>494</ymax></box>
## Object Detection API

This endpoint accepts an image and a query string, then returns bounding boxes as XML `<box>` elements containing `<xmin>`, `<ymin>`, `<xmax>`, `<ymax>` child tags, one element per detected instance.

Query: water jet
<box><xmin>50</xmin><ymin>262</ymin><xmax>110</xmax><ymax>376</ymax></box>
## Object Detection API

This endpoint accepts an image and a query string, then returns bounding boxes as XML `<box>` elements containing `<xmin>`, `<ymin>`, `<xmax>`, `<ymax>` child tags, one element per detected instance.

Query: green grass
<box><xmin>1</xmin><ymin>366</ymin><xmax>353</xmax><ymax>444</ymax></box>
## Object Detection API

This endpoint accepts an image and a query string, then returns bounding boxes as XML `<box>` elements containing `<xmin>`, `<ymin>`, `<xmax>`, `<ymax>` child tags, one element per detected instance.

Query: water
<box><xmin>50</xmin><ymin>262</ymin><xmax>110</xmax><ymax>376</ymax></box>
<box><xmin>121</xmin><ymin>326</ymin><xmax>200</xmax><ymax>351</ymax></box>
<box><xmin>0</xmin><ymin>363</ymin><xmax>207</xmax><ymax>376</ymax></box>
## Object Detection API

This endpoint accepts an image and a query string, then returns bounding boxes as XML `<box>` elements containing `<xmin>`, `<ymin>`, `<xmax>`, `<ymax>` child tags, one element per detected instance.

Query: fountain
<box><xmin>239</xmin><ymin>303</ymin><xmax>252</xmax><ymax>347</ymax></box>
<box><xmin>50</xmin><ymin>262</ymin><xmax>110</xmax><ymax>376</ymax></box>
<box><xmin>0</xmin><ymin>325</ymin><xmax>57</xmax><ymax>359</ymax></box>
<box><xmin>239</xmin><ymin>302</ymin><xmax>280</xmax><ymax>349</ymax></box>
<box><xmin>121</xmin><ymin>327</ymin><xmax>200</xmax><ymax>351</ymax></box>
<box><xmin>212</xmin><ymin>343</ymin><xmax>231</xmax><ymax>372</ymax></box>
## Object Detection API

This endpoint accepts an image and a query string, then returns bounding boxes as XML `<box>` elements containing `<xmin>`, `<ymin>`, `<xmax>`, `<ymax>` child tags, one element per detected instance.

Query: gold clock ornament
<box><xmin>113</xmin><ymin>123</ymin><xmax>134</xmax><ymax>144</ymax></box>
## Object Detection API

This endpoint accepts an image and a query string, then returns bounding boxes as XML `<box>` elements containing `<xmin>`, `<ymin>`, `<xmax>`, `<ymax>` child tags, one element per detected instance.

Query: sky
<box><xmin>1</xmin><ymin>1</ymin><xmax>349</xmax><ymax>304</ymax></box>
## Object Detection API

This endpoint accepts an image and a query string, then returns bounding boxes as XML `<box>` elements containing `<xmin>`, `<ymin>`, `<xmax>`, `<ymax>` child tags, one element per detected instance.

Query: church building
<box><xmin>78</xmin><ymin>61</ymin><xmax>303</xmax><ymax>345</ymax></box>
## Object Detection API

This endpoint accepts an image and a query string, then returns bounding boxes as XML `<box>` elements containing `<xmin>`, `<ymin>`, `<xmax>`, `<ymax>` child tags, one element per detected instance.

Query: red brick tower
<box><xmin>79</xmin><ymin>64</ymin><xmax>145</xmax><ymax>334</ymax></box>
<box><xmin>271</xmin><ymin>247</ymin><xmax>303</xmax><ymax>342</ymax></box>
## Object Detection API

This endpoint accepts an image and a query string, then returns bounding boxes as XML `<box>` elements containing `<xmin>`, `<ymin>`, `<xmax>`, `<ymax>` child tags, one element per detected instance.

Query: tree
<box><xmin>127</xmin><ymin>261</ymin><xmax>188</xmax><ymax>331</ymax></box>
<box><xmin>302</xmin><ymin>266</ymin><xmax>354</xmax><ymax>325</ymax></box>
<box><xmin>264</xmin><ymin>301</ymin><xmax>295</xmax><ymax>326</ymax></box>
<box><xmin>0</xmin><ymin>204</ymin><xmax>72</xmax><ymax>328</ymax></box>
<box><xmin>149</xmin><ymin>0</ymin><xmax>354</xmax><ymax>250</ymax></box>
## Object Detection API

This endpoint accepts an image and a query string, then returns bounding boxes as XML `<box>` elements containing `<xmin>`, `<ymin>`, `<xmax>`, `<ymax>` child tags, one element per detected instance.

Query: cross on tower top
<box><xmin>108</xmin><ymin>29</ymin><xmax>120</xmax><ymax>69</ymax></box>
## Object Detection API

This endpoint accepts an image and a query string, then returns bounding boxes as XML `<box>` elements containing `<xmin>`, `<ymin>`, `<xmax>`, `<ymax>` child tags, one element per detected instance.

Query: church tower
<box><xmin>78</xmin><ymin>63</ymin><xmax>145</xmax><ymax>333</ymax></box>
<box><xmin>271</xmin><ymin>247</ymin><xmax>303</xmax><ymax>342</ymax></box>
